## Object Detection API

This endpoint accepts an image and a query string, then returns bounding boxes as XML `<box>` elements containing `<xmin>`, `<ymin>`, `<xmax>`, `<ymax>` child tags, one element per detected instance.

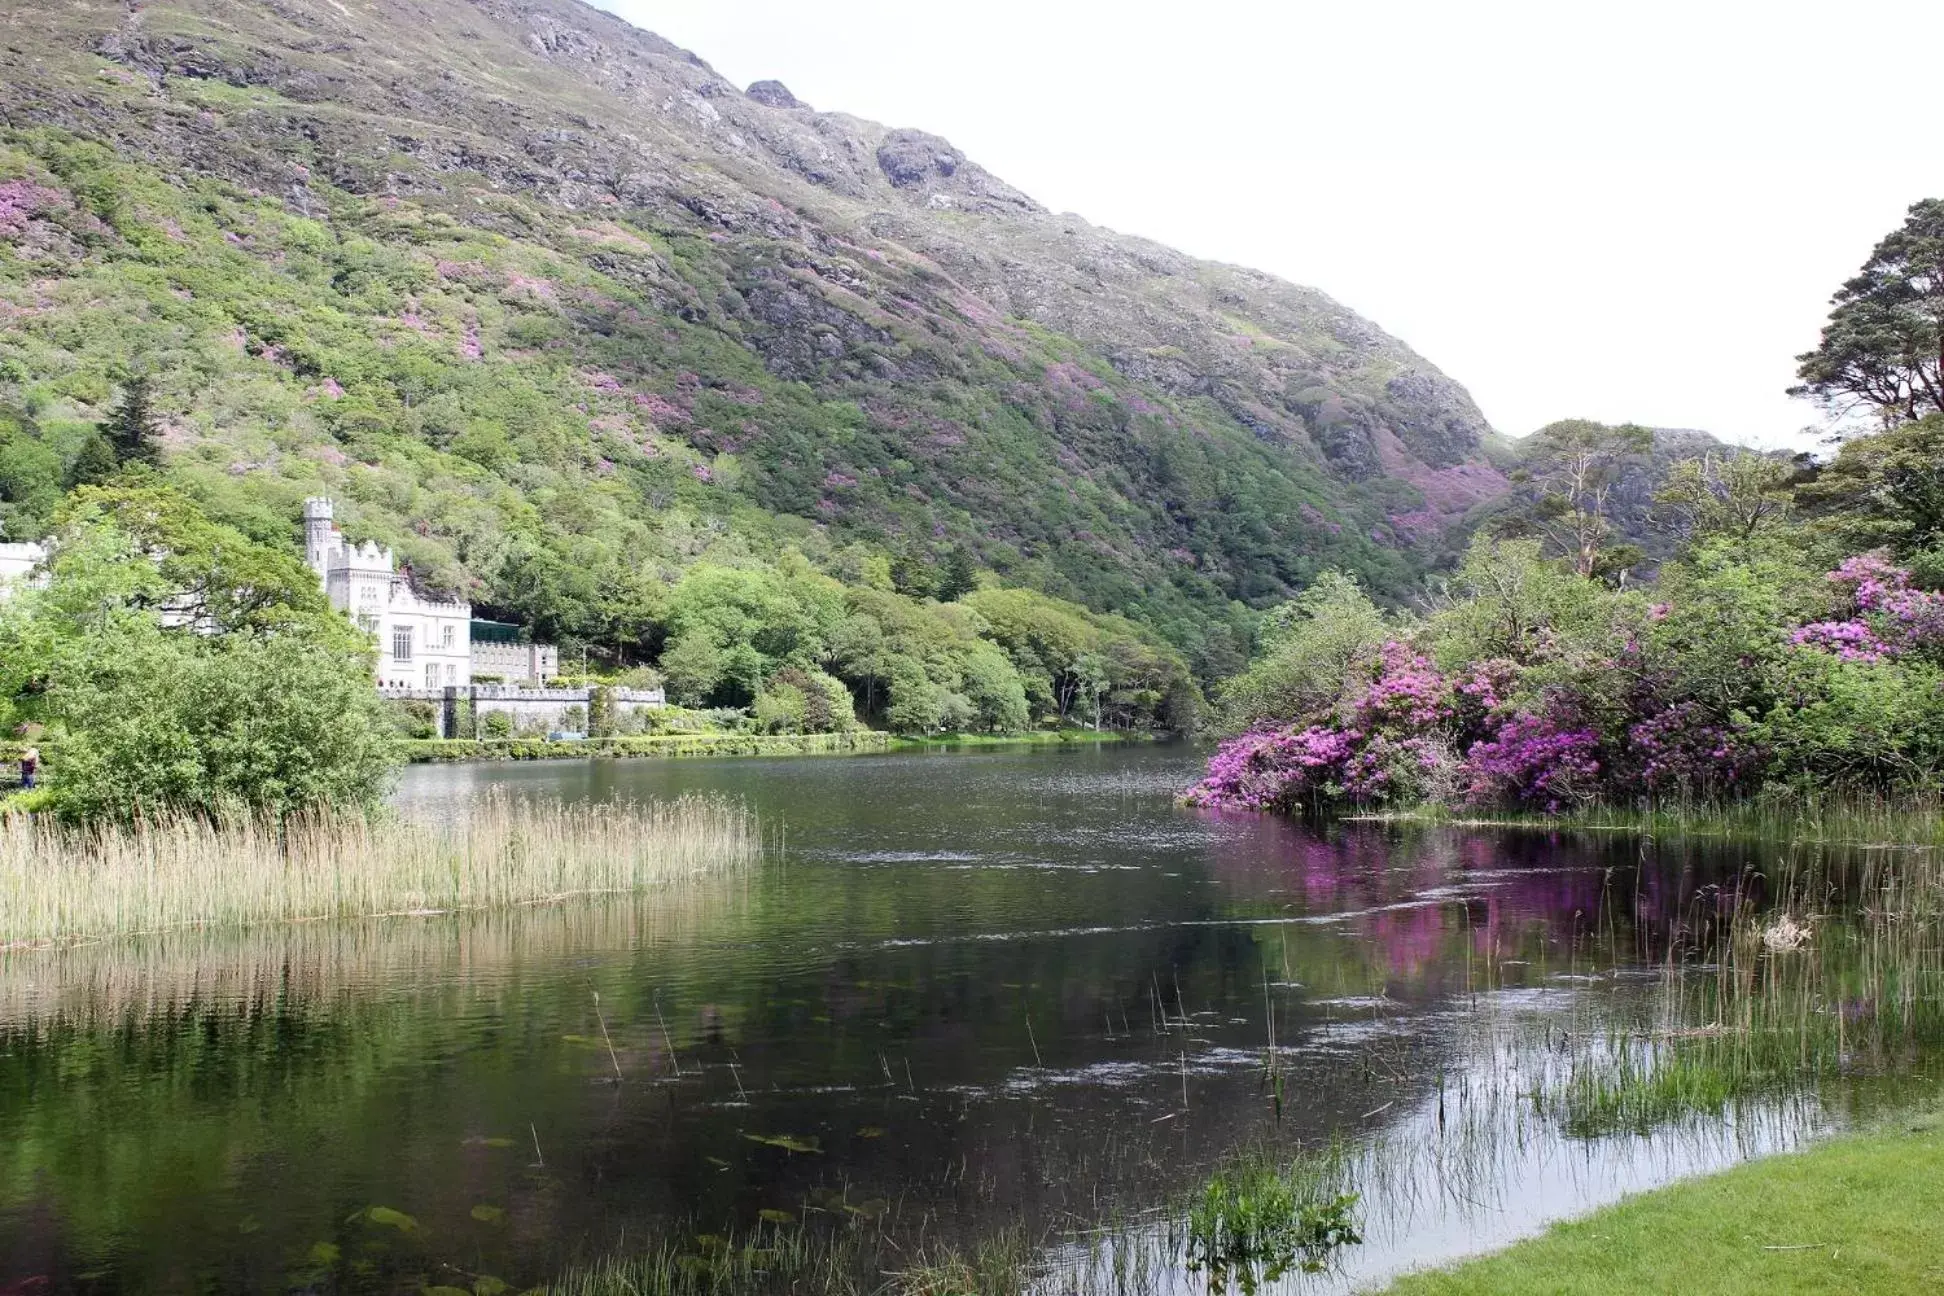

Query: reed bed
<box><xmin>0</xmin><ymin>793</ymin><xmax>759</xmax><ymax>947</ymax></box>
<box><xmin>0</xmin><ymin>882</ymin><xmax>744</xmax><ymax>1027</ymax></box>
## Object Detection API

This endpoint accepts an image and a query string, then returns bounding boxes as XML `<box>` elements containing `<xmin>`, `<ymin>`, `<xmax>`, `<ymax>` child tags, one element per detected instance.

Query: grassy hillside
<box><xmin>0</xmin><ymin>0</ymin><xmax>1516</xmax><ymax>681</ymax></box>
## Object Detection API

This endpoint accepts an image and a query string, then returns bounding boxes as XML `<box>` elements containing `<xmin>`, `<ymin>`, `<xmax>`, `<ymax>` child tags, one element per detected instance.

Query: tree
<box><xmin>660</xmin><ymin>630</ymin><xmax>725</xmax><ymax>707</ymax></box>
<box><xmin>1793</xmin><ymin>414</ymin><xmax>1944</xmax><ymax>557</ymax></box>
<box><xmin>62</xmin><ymin>432</ymin><xmax>119</xmax><ymax>491</ymax></box>
<box><xmin>1653</xmin><ymin>452</ymin><xmax>1799</xmax><ymax>547</ymax></box>
<box><xmin>1500</xmin><ymin>420</ymin><xmax>1653</xmax><ymax>579</ymax></box>
<box><xmin>61</xmin><ymin>484</ymin><xmax>327</xmax><ymax>632</ymax></box>
<box><xmin>935</xmin><ymin>547</ymin><xmax>979</xmax><ymax>602</ymax></box>
<box><xmin>1217</xmin><ymin>571</ymin><xmax>1390</xmax><ymax>732</ymax></box>
<box><xmin>1792</xmin><ymin>200</ymin><xmax>1944</xmax><ymax>429</ymax></box>
<box><xmin>101</xmin><ymin>375</ymin><xmax>164</xmax><ymax>466</ymax></box>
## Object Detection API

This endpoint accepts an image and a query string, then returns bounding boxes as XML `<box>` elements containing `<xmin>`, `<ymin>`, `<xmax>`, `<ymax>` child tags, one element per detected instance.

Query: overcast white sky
<box><xmin>594</xmin><ymin>1</ymin><xmax>1942</xmax><ymax>449</ymax></box>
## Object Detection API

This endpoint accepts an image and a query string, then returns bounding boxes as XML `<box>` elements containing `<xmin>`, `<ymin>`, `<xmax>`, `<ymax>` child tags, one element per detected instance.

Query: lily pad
<box><xmin>363</xmin><ymin>1205</ymin><xmax>420</xmax><ymax>1233</ymax></box>
<box><xmin>757</xmin><ymin>1208</ymin><xmax>795</xmax><ymax>1224</ymax></box>
<box><xmin>856</xmin><ymin>1126</ymin><xmax>886</xmax><ymax>1139</ymax></box>
<box><xmin>470</xmin><ymin>1204</ymin><xmax>505</xmax><ymax>1224</ymax></box>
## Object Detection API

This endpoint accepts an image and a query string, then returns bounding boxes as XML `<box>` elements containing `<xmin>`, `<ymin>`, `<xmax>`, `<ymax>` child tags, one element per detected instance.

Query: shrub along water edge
<box><xmin>0</xmin><ymin>793</ymin><xmax>758</xmax><ymax>947</ymax></box>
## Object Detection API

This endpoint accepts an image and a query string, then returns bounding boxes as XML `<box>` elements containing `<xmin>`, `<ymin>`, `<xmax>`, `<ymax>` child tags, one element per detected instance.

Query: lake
<box><xmin>0</xmin><ymin>743</ymin><xmax>1926</xmax><ymax>1292</ymax></box>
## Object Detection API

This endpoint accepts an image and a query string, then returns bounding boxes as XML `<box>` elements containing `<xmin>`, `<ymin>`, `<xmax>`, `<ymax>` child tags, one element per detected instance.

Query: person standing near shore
<box><xmin>19</xmin><ymin>746</ymin><xmax>38</xmax><ymax>790</ymax></box>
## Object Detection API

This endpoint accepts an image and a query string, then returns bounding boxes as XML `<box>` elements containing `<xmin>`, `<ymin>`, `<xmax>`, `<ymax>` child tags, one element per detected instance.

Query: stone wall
<box><xmin>380</xmin><ymin>684</ymin><xmax>665</xmax><ymax>738</ymax></box>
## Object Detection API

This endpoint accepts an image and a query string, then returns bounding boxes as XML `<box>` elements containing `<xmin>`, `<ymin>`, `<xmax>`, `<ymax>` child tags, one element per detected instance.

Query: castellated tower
<box><xmin>302</xmin><ymin>497</ymin><xmax>337</xmax><ymax>580</ymax></box>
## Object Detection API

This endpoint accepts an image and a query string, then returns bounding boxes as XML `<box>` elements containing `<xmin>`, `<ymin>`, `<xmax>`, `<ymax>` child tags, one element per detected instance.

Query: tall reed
<box><xmin>0</xmin><ymin>793</ymin><xmax>758</xmax><ymax>946</ymax></box>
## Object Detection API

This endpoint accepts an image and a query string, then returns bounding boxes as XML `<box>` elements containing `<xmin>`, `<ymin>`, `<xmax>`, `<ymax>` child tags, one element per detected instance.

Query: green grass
<box><xmin>1378</xmin><ymin>1111</ymin><xmax>1944</xmax><ymax>1295</ymax></box>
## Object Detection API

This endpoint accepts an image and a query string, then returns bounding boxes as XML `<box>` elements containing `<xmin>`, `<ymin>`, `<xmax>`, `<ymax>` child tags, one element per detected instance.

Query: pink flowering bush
<box><xmin>1792</xmin><ymin>553</ymin><xmax>1944</xmax><ymax>662</ymax></box>
<box><xmin>1192</xmin><ymin>550</ymin><xmax>1944</xmax><ymax>814</ymax></box>
<box><xmin>1458</xmin><ymin>708</ymin><xmax>1601</xmax><ymax>810</ymax></box>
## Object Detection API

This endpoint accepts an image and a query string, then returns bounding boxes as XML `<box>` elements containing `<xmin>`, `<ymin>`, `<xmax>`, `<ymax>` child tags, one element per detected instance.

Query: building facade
<box><xmin>470</xmin><ymin>619</ymin><xmax>559</xmax><ymax>683</ymax></box>
<box><xmin>303</xmin><ymin>499</ymin><xmax>473</xmax><ymax>690</ymax></box>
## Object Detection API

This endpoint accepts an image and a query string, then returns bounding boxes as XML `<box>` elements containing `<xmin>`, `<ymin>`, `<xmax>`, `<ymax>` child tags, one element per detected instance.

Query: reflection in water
<box><xmin>0</xmin><ymin>746</ymin><xmax>1921</xmax><ymax>1292</ymax></box>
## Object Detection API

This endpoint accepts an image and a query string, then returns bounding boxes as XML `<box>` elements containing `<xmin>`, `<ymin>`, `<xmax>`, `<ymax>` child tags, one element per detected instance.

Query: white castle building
<box><xmin>303</xmin><ymin>498</ymin><xmax>474</xmax><ymax>690</ymax></box>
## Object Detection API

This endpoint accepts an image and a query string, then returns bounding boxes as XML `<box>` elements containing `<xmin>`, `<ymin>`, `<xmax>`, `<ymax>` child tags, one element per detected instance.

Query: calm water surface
<box><xmin>0</xmin><ymin>745</ymin><xmax>1910</xmax><ymax>1291</ymax></box>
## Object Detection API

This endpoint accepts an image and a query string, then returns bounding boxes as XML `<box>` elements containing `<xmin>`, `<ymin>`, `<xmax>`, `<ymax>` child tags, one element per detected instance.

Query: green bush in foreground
<box><xmin>0</xmin><ymin>485</ymin><xmax>398</xmax><ymax>820</ymax></box>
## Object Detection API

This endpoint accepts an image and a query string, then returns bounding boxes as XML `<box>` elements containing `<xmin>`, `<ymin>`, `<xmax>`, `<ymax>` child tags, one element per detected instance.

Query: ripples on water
<box><xmin>0</xmin><ymin>744</ymin><xmax>1931</xmax><ymax>1292</ymax></box>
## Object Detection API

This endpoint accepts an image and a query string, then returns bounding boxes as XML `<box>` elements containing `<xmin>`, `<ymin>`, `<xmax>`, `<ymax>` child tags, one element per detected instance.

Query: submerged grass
<box><xmin>0</xmin><ymin>792</ymin><xmax>758</xmax><ymax>946</ymax></box>
<box><xmin>546</xmin><ymin>1224</ymin><xmax>1038</xmax><ymax>1296</ymax></box>
<box><xmin>1360</xmin><ymin>792</ymin><xmax>1944</xmax><ymax>848</ymax></box>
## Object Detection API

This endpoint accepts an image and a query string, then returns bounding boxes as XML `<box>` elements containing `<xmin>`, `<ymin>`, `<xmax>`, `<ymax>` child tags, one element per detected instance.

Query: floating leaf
<box><xmin>307</xmin><ymin>1242</ymin><xmax>340</xmax><ymax>1265</ymax></box>
<box><xmin>237</xmin><ymin>1215</ymin><xmax>261</xmax><ymax>1234</ymax></box>
<box><xmin>706</xmin><ymin>1156</ymin><xmax>732</xmax><ymax>1170</ymax></box>
<box><xmin>757</xmin><ymin>1208</ymin><xmax>795</xmax><ymax>1225</ymax></box>
<box><xmin>462</xmin><ymin>1136</ymin><xmax>517</xmax><ymax>1149</ymax></box>
<box><xmin>470</xmin><ymin>1204</ymin><xmax>505</xmax><ymax>1224</ymax></box>
<box><xmin>743</xmin><ymin>1133</ymin><xmax>821</xmax><ymax>1154</ymax></box>
<box><xmin>844</xmin><ymin>1198</ymin><xmax>889</xmax><ymax>1220</ymax></box>
<box><xmin>363</xmin><ymin>1206</ymin><xmax>420</xmax><ymax>1232</ymax></box>
<box><xmin>474</xmin><ymin>1278</ymin><xmax>510</xmax><ymax>1296</ymax></box>
<box><xmin>856</xmin><ymin>1126</ymin><xmax>885</xmax><ymax>1139</ymax></box>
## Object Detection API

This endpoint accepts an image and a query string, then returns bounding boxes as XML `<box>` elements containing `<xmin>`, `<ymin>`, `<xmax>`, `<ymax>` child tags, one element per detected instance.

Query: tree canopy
<box><xmin>1792</xmin><ymin>199</ymin><xmax>1944</xmax><ymax>428</ymax></box>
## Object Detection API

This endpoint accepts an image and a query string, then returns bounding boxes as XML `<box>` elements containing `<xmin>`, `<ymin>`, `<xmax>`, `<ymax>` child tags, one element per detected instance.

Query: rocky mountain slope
<box><xmin>0</xmin><ymin>0</ymin><xmax>1509</xmax><ymax>665</ymax></box>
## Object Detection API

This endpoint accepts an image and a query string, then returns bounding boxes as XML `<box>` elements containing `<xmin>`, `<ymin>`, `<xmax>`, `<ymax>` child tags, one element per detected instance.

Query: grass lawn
<box><xmin>1378</xmin><ymin>1113</ymin><xmax>1944</xmax><ymax>1294</ymax></box>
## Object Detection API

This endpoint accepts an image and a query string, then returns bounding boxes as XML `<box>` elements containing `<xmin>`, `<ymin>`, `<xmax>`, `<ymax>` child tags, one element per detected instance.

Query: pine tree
<box><xmin>64</xmin><ymin>432</ymin><xmax>121</xmax><ymax>489</ymax></box>
<box><xmin>935</xmin><ymin>546</ymin><xmax>978</xmax><ymax>602</ymax></box>
<box><xmin>101</xmin><ymin>376</ymin><xmax>163</xmax><ymax>466</ymax></box>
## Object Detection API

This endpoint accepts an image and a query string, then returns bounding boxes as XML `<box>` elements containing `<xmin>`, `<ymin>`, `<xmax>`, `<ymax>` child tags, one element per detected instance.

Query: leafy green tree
<box><xmin>1792</xmin><ymin>199</ymin><xmax>1944</xmax><ymax>428</ymax></box>
<box><xmin>1653</xmin><ymin>452</ymin><xmax>1799</xmax><ymax>546</ymax></box>
<box><xmin>1217</xmin><ymin>572</ymin><xmax>1390</xmax><ymax>732</ymax></box>
<box><xmin>62</xmin><ymin>432</ymin><xmax>120</xmax><ymax>492</ymax></box>
<box><xmin>62</xmin><ymin>484</ymin><xmax>328</xmax><ymax>632</ymax></box>
<box><xmin>0</xmin><ymin>406</ymin><xmax>64</xmax><ymax>539</ymax></box>
<box><xmin>661</xmin><ymin>630</ymin><xmax>726</xmax><ymax>708</ymax></box>
<box><xmin>1794</xmin><ymin>414</ymin><xmax>1944</xmax><ymax>558</ymax></box>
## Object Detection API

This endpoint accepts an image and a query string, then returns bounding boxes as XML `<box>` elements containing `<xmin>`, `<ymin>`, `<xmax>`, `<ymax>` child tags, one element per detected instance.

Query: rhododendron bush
<box><xmin>1189</xmin><ymin>538</ymin><xmax>1944</xmax><ymax>814</ymax></box>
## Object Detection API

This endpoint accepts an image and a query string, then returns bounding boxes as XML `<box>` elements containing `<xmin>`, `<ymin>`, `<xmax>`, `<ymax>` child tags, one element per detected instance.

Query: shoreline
<box><xmin>403</xmin><ymin>728</ymin><xmax>1155</xmax><ymax>763</ymax></box>
<box><xmin>1378</xmin><ymin>1105</ymin><xmax>1944</xmax><ymax>1294</ymax></box>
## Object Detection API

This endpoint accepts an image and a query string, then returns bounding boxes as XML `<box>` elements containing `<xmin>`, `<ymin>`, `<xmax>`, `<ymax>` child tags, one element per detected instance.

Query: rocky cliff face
<box><xmin>0</xmin><ymin>0</ymin><xmax>1508</xmax><ymax>640</ymax></box>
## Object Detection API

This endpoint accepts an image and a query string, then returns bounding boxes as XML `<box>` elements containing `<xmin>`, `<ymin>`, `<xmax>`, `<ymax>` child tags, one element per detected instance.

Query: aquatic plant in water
<box><xmin>1180</xmin><ymin>1150</ymin><xmax>1362</xmax><ymax>1293</ymax></box>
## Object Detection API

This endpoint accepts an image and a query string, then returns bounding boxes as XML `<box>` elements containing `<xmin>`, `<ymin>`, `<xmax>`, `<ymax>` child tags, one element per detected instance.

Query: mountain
<box><xmin>0</xmin><ymin>0</ymin><xmax>1509</xmax><ymax>671</ymax></box>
